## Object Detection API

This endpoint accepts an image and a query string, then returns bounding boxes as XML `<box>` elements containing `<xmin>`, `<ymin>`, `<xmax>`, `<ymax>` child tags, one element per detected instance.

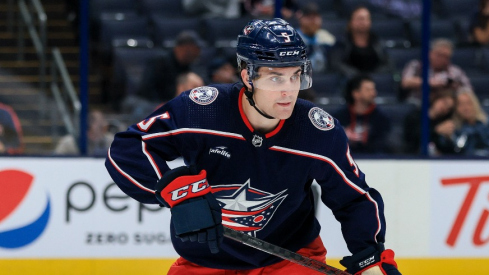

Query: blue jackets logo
<box><xmin>189</xmin><ymin>86</ymin><xmax>219</xmax><ymax>105</ymax></box>
<box><xmin>213</xmin><ymin>180</ymin><xmax>287</xmax><ymax>237</ymax></box>
<box><xmin>0</xmin><ymin>170</ymin><xmax>50</xmax><ymax>249</ymax></box>
<box><xmin>309</xmin><ymin>107</ymin><xmax>335</xmax><ymax>131</ymax></box>
<box><xmin>243</xmin><ymin>25</ymin><xmax>254</xmax><ymax>35</ymax></box>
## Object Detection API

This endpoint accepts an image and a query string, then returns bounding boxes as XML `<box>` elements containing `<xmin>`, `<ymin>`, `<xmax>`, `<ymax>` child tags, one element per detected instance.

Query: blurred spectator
<box><xmin>125</xmin><ymin>71</ymin><xmax>204</xmax><ymax>122</ymax></box>
<box><xmin>183</xmin><ymin>0</ymin><xmax>241</xmax><ymax>18</ymax></box>
<box><xmin>207</xmin><ymin>57</ymin><xmax>239</xmax><ymax>84</ymax></box>
<box><xmin>403</xmin><ymin>89</ymin><xmax>456</xmax><ymax>155</ymax></box>
<box><xmin>54</xmin><ymin>110</ymin><xmax>114</xmax><ymax>156</ymax></box>
<box><xmin>121</xmin><ymin>30</ymin><xmax>203</xmax><ymax>120</ymax></box>
<box><xmin>242</xmin><ymin>0</ymin><xmax>298</xmax><ymax>19</ymax></box>
<box><xmin>331</xmin><ymin>6</ymin><xmax>390</xmax><ymax>77</ymax></box>
<box><xmin>469</xmin><ymin>0</ymin><xmax>489</xmax><ymax>46</ymax></box>
<box><xmin>438</xmin><ymin>88</ymin><xmax>489</xmax><ymax>156</ymax></box>
<box><xmin>332</xmin><ymin>74</ymin><xmax>392</xmax><ymax>154</ymax></box>
<box><xmin>176</xmin><ymin>72</ymin><xmax>205</xmax><ymax>97</ymax></box>
<box><xmin>0</xmin><ymin>103</ymin><xmax>23</xmax><ymax>155</ymax></box>
<box><xmin>400</xmin><ymin>39</ymin><xmax>472</xmax><ymax>105</ymax></box>
<box><xmin>296</xmin><ymin>2</ymin><xmax>336</xmax><ymax>73</ymax></box>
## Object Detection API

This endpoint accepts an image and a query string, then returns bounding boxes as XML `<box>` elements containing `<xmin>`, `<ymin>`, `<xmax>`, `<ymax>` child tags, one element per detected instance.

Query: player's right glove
<box><xmin>340</xmin><ymin>243</ymin><xmax>401</xmax><ymax>275</ymax></box>
<box><xmin>155</xmin><ymin>166</ymin><xmax>223</xmax><ymax>254</ymax></box>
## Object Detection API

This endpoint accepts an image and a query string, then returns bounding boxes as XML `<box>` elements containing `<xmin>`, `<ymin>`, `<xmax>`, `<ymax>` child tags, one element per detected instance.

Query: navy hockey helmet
<box><xmin>236</xmin><ymin>18</ymin><xmax>312</xmax><ymax>90</ymax></box>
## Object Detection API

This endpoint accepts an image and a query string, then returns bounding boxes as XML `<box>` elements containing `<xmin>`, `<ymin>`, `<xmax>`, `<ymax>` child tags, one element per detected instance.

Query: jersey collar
<box><xmin>238</xmin><ymin>87</ymin><xmax>285</xmax><ymax>138</ymax></box>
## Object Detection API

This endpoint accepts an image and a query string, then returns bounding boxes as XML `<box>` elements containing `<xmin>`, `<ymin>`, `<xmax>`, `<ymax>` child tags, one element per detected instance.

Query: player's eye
<box><xmin>270</xmin><ymin>76</ymin><xmax>284</xmax><ymax>84</ymax></box>
<box><xmin>291</xmin><ymin>74</ymin><xmax>300</xmax><ymax>82</ymax></box>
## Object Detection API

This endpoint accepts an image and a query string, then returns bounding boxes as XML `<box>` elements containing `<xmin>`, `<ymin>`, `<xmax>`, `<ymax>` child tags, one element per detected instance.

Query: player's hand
<box><xmin>340</xmin><ymin>243</ymin><xmax>401</xmax><ymax>275</ymax></box>
<box><xmin>155</xmin><ymin>166</ymin><xmax>223</xmax><ymax>254</ymax></box>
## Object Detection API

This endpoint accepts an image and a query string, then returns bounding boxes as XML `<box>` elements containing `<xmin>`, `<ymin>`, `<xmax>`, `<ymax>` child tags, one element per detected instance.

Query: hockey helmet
<box><xmin>236</xmin><ymin>18</ymin><xmax>312</xmax><ymax>90</ymax></box>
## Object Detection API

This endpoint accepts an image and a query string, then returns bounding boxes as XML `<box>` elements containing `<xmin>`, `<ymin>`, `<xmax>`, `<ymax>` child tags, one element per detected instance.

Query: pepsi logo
<box><xmin>0</xmin><ymin>169</ymin><xmax>50</xmax><ymax>249</ymax></box>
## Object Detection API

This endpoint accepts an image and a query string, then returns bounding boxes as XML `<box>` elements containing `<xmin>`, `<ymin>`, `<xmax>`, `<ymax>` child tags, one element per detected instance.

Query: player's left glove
<box><xmin>155</xmin><ymin>166</ymin><xmax>223</xmax><ymax>254</ymax></box>
<box><xmin>340</xmin><ymin>243</ymin><xmax>401</xmax><ymax>275</ymax></box>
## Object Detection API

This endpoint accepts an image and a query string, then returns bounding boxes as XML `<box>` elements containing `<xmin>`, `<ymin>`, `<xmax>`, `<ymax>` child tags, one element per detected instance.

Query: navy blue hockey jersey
<box><xmin>105</xmin><ymin>83</ymin><xmax>386</xmax><ymax>270</ymax></box>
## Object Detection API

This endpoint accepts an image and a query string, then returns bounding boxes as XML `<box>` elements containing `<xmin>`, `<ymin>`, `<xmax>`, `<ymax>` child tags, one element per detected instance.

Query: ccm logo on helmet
<box><xmin>279</xmin><ymin>50</ymin><xmax>300</xmax><ymax>56</ymax></box>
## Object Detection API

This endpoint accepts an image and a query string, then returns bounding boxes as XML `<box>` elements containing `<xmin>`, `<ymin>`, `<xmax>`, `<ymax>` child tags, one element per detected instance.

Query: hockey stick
<box><xmin>223</xmin><ymin>227</ymin><xmax>351</xmax><ymax>275</ymax></box>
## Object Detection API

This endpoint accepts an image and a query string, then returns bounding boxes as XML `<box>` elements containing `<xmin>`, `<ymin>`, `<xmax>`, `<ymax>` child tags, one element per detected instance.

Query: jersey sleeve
<box><xmin>315</xmin><ymin>126</ymin><xmax>386</xmax><ymax>254</ymax></box>
<box><xmin>105</xmin><ymin>97</ymin><xmax>186</xmax><ymax>204</ymax></box>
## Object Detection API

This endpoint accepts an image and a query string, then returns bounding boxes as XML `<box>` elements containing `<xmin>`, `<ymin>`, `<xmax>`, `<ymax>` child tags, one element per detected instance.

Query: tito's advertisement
<box><xmin>431</xmin><ymin>161</ymin><xmax>489</xmax><ymax>256</ymax></box>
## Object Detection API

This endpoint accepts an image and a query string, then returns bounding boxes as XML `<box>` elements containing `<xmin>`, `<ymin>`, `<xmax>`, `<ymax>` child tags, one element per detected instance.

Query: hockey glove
<box><xmin>340</xmin><ymin>243</ymin><xmax>401</xmax><ymax>275</ymax></box>
<box><xmin>155</xmin><ymin>166</ymin><xmax>223</xmax><ymax>254</ymax></box>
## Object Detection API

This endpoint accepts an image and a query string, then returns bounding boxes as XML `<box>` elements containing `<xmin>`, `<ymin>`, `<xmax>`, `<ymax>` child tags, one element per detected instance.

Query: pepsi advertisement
<box><xmin>0</xmin><ymin>158</ymin><xmax>175</xmax><ymax>258</ymax></box>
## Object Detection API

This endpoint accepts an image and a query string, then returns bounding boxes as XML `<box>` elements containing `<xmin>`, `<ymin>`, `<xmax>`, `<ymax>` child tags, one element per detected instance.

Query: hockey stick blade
<box><xmin>223</xmin><ymin>227</ymin><xmax>351</xmax><ymax>275</ymax></box>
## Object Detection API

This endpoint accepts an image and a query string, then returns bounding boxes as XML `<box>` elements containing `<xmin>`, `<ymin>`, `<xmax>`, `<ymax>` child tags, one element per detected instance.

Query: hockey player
<box><xmin>105</xmin><ymin>18</ymin><xmax>401</xmax><ymax>275</ymax></box>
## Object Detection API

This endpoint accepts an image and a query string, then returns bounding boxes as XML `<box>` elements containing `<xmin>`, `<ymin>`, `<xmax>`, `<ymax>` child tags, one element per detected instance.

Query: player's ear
<box><xmin>240</xmin><ymin>69</ymin><xmax>252</xmax><ymax>90</ymax></box>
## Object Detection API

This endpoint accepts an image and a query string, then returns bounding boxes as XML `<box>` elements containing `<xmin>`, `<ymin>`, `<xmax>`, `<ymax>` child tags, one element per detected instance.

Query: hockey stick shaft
<box><xmin>223</xmin><ymin>227</ymin><xmax>351</xmax><ymax>275</ymax></box>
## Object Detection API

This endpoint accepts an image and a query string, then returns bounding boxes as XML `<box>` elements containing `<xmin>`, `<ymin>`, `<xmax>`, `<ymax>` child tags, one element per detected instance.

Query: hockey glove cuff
<box><xmin>155</xmin><ymin>166</ymin><xmax>223</xmax><ymax>254</ymax></box>
<box><xmin>340</xmin><ymin>243</ymin><xmax>401</xmax><ymax>275</ymax></box>
<box><xmin>155</xmin><ymin>166</ymin><xmax>210</xmax><ymax>208</ymax></box>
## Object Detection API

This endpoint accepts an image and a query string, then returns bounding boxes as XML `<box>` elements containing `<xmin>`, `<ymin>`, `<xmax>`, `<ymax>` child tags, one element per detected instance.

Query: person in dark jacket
<box><xmin>333</xmin><ymin>74</ymin><xmax>392</xmax><ymax>154</ymax></box>
<box><xmin>120</xmin><ymin>30</ymin><xmax>203</xmax><ymax>122</ymax></box>
<box><xmin>331</xmin><ymin>6</ymin><xmax>390</xmax><ymax>77</ymax></box>
<box><xmin>403</xmin><ymin>89</ymin><xmax>456</xmax><ymax>155</ymax></box>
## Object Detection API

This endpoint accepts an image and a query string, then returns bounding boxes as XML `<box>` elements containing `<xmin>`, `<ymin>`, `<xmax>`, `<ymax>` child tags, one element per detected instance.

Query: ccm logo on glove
<box><xmin>160</xmin><ymin>170</ymin><xmax>210</xmax><ymax>207</ymax></box>
<box><xmin>155</xmin><ymin>166</ymin><xmax>224</xmax><ymax>254</ymax></box>
<box><xmin>169</xmin><ymin>178</ymin><xmax>209</xmax><ymax>201</ymax></box>
<box><xmin>359</xmin><ymin>256</ymin><xmax>375</xmax><ymax>268</ymax></box>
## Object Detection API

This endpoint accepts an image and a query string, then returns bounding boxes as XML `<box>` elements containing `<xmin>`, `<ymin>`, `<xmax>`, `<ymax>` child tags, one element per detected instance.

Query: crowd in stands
<box><xmin>84</xmin><ymin>0</ymin><xmax>489</xmax><ymax>157</ymax></box>
<box><xmin>54</xmin><ymin>110</ymin><xmax>114</xmax><ymax>156</ymax></box>
<box><xmin>6</xmin><ymin>0</ymin><xmax>485</xmax><ymax>157</ymax></box>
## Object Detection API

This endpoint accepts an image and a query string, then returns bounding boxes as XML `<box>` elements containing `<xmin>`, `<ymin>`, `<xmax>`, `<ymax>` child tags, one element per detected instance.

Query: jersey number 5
<box><xmin>346</xmin><ymin>145</ymin><xmax>360</xmax><ymax>177</ymax></box>
<box><xmin>137</xmin><ymin>111</ymin><xmax>170</xmax><ymax>132</ymax></box>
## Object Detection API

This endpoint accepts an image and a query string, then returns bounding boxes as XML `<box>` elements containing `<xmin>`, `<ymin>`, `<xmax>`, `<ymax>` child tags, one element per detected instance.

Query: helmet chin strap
<box><xmin>244</xmin><ymin>82</ymin><xmax>275</xmax><ymax>120</ymax></box>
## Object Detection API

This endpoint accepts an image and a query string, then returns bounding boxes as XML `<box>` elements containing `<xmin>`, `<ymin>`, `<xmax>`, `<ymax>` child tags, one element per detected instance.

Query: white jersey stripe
<box><xmin>366</xmin><ymin>192</ymin><xmax>382</xmax><ymax>239</ymax></box>
<box><xmin>142</xmin><ymin>128</ymin><xmax>246</xmax><ymax>141</ymax></box>
<box><xmin>222</xmin><ymin>221</ymin><xmax>248</xmax><ymax>227</ymax></box>
<box><xmin>142</xmin><ymin>141</ymin><xmax>162</xmax><ymax>180</ymax></box>
<box><xmin>270</xmin><ymin>146</ymin><xmax>366</xmax><ymax>194</ymax></box>
<box><xmin>269</xmin><ymin>145</ymin><xmax>381</xmax><ymax>242</ymax></box>
<box><xmin>107</xmin><ymin>148</ymin><xmax>155</xmax><ymax>194</ymax></box>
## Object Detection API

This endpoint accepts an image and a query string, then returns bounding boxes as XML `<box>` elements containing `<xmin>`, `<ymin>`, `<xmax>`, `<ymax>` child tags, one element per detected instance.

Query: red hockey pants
<box><xmin>167</xmin><ymin>236</ymin><xmax>327</xmax><ymax>275</ymax></box>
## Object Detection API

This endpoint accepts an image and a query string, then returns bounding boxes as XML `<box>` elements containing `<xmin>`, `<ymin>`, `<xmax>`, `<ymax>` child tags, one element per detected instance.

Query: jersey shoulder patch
<box><xmin>308</xmin><ymin>107</ymin><xmax>335</xmax><ymax>131</ymax></box>
<box><xmin>189</xmin><ymin>86</ymin><xmax>219</xmax><ymax>105</ymax></box>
